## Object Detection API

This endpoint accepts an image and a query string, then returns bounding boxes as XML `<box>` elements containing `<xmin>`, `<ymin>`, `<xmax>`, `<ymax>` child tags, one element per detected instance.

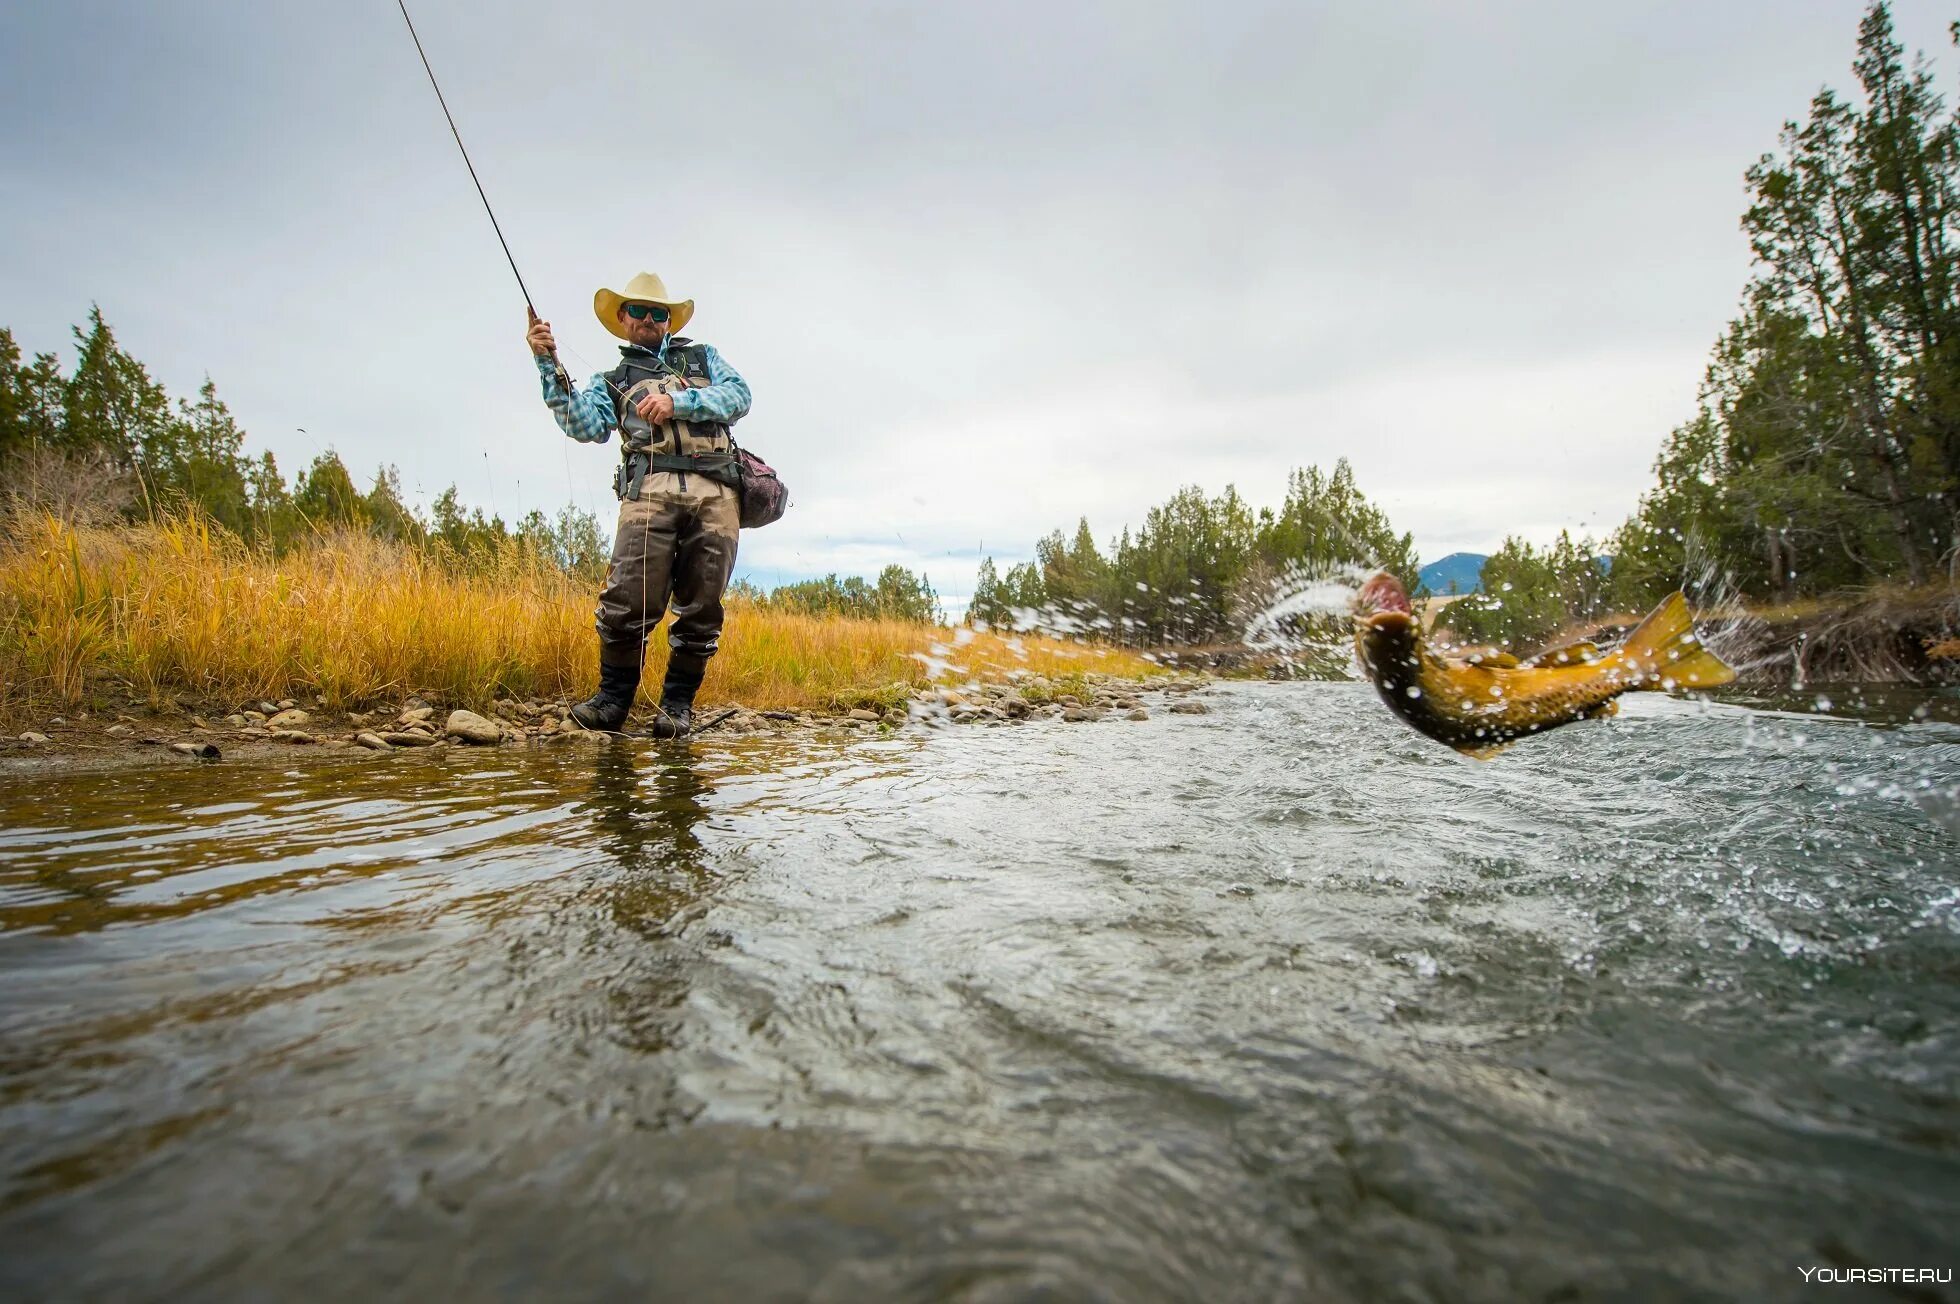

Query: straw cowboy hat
<box><xmin>593</xmin><ymin>271</ymin><xmax>695</xmax><ymax>340</ymax></box>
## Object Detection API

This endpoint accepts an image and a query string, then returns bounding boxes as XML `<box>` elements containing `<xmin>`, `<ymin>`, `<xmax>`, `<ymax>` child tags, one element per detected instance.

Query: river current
<box><xmin>2</xmin><ymin>682</ymin><xmax>1957</xmax><ymax>1300</ymax></box>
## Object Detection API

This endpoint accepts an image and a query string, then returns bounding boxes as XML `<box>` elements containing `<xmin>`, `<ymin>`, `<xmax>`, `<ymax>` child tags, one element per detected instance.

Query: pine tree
<box><xmin>967</xmin><ymin>556</ymin><xmax>1004</xmax><ymax>627</ymax></box>
<box><xmin>292</xmin><ymin>451</ymin><xmax>366</xmax><ymax>529</ymax></box>
<box><xmin>0</xmin><ymin>329</ymin><xmax>66</xmax><ymax>463</ymax></box>
<box><xmin>61</xmin><ymin>306</ymin><xmax>172</xmax><ymax>477</ymax></box>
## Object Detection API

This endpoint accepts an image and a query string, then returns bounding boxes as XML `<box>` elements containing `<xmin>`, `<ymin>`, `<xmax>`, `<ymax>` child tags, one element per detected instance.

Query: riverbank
<box><xmin>1529</xmin><ymin>586</ymin><xmax>1960</xmax><ymax>686</ymax></box>
<box><xmin>0</xmin><ymin>514</ymin><xmax>1166</xmax><ymax>747</ymax></box>
<box><xmin>0</xmin><ymin>513</ymin><xmax>1189</xmax><ymax>766</ymax></box>
<box><xmin>0</xmin><ymin>671</ymin><xmax>1216</xmax><ymax>774</ymax></box>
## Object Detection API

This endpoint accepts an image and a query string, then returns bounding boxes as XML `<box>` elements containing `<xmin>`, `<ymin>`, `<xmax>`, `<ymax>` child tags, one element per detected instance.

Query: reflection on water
<box><xmin>1</xmin><ymin>685</ymin><xmax>1957</xmax><ymax>1300</ymax></box>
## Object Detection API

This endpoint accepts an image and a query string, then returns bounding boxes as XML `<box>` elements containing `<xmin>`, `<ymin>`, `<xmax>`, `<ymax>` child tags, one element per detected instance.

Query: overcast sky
<box><xmin>4</xmin><ymin>1</ymin><xmax>1955</xmax><ymax>608</ymax></box>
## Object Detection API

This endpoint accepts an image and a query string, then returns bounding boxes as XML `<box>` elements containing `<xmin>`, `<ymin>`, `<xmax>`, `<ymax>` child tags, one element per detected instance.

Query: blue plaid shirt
<box><xmin>537</xmin><ymin>339</ymin><xmax>751</xmax><ymax>444</ymax></box>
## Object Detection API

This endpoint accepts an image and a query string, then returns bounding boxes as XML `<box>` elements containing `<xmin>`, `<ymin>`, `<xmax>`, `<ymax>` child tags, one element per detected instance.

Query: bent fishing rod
<box><xmin>395</xmin><ymin>0</ymin><xmax>577</xmax><ymax>398</ymax></box>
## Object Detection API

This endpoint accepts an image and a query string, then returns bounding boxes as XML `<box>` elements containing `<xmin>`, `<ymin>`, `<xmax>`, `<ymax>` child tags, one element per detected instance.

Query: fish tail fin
<box><xmin>1611</xmin><ymin>591</ymin><xmax>1737</xmax><ymax>691</ymax></box>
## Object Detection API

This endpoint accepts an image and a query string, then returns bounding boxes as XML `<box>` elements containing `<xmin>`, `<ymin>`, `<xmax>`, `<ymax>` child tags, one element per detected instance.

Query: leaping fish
<box><xmin>1352</xmin><ymin>571</ymin><xmax>1736</xmax><ymax>757</ymax></box>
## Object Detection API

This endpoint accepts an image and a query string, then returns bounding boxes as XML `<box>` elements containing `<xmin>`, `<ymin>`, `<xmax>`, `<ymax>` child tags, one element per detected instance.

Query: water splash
<box><xmin>1241</xmin><ymin>562</ymin><xmax>1377</xmax><ymax>649</ymax></box>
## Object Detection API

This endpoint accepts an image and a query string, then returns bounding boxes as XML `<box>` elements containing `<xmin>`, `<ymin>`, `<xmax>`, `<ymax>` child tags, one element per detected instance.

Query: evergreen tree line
<box><xmin>1443</xmin><ymin>532</ymin><xmax>1613</xmax><ymax>647</ymax></box>
<box><xmin>1611</xmin><ymin>4</ymin><xmax>1959</xmax><ymax>607</ymax></box>
<box><xmin>966</xmin><ymin>459</ymin><xmax>1420</xmax><ymax>645</ymax></box>
<box><xmin>735</xmin><ymin>567</ymin><xmax>944</xmax><ymax>624</ymax></box>
<box><xmin>0</xmin><ymin>307</ymin><xmax>612</xmax><ymax>580</ymax></box>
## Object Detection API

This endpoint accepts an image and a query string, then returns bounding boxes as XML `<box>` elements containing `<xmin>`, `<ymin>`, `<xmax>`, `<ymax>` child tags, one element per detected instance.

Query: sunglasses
<box><xmin>623</xmin><ymin>303</ymin><xmax>670</xmax><ymax>322</ymax></box>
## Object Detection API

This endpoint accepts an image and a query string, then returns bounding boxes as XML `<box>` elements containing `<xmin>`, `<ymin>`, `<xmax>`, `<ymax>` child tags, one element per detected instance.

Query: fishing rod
<box><xmin>395</xmin><ymin>0</ymin><xmax>576</xmax><ymax>399</ymax></box>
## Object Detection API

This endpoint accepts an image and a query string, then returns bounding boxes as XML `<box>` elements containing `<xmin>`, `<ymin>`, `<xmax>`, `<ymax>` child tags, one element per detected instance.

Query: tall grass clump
<box><xmin>0</xmin><ymin>511</ymin><xmax>1158</xmax><ymax>716</ymax></box>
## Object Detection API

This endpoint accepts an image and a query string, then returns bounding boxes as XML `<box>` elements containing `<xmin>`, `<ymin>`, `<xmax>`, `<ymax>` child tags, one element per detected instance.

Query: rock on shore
<box><xmin>443</xmin><ymin>710</ymin><xmax>502</xmax><ymax>745</ymax></box>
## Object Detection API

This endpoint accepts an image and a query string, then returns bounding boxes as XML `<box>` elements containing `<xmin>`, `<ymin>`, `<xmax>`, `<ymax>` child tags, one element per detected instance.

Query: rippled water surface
<box><xmin>3</xmin><ymin>683</ymin><xmax>1958</xmax><ymax>1300</ymax></box>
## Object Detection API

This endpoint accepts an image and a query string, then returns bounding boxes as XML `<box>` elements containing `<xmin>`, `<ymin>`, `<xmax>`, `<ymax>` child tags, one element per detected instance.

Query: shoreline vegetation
<box><xmin>0</xmin><ymin>512</ymin><xmax>1167</xmax><ymax>753</ymax></box>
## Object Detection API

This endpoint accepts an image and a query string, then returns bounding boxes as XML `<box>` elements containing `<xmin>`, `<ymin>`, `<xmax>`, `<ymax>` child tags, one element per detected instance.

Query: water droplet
<box><xmin>1405</xmin><ymin>685</ymin><xmax>1422</xmax><ymax>698</ymax></box>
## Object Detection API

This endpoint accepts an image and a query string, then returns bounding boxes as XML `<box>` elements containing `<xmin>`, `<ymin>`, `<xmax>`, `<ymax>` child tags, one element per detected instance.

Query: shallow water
<box><xmin>2</xmin><ymin>683</ymin><xmax>1957</xmax><ymax>1300</ymax></box>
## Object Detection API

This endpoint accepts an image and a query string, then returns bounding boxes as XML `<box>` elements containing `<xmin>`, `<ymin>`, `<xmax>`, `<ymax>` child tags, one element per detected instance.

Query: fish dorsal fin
<box><xmin>1521</xmin><ymin>640</ymin><xmax>1603</xmax><ymax>668</ymax></box>
<box><xmin>1462</xmin><ymin>649</ymin><xmax>1521</xmax><ymax>669</ymax></box>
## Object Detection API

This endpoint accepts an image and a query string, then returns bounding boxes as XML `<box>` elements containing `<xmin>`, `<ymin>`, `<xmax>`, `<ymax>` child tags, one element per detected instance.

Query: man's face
<box><xmin>617</xmin><ymin>303</ymin><xmax>670</xmax><ymax>349</ymax></box>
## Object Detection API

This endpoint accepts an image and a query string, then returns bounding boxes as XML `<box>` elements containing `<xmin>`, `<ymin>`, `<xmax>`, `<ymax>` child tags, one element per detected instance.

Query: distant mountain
<box><xmin>1419</xmin><ymin>552</ymin><xmax>1487</xmax><ymax>595</ymax></box>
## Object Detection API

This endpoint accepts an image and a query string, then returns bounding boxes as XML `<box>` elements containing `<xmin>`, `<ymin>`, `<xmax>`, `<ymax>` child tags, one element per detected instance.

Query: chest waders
<box><xmin>569</xmin><ymin>339</ymin><xmax>742</xmax><ymax>738</ymax></box>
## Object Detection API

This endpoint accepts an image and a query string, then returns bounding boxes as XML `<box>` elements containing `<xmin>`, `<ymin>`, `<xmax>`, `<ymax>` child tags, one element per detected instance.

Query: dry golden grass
<box><xmin>0</xmin><ymin>512</ymin><xmax>1160</xmax><ymax>716</ymax></box>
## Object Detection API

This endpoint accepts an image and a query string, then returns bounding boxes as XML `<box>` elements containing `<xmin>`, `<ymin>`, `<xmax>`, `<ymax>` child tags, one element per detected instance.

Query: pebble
<box><xmin>257</xmin><ymin>701</ymin><xmax>279</xmax><ymax>714</ymax></box>
<box><xmin>276</xmin><ymin>699</ymin><xmax>296</xmax><ymax>711</ymax></box>
<box><xmin>224</xmin><ymin>714</ymin><xmax>247</xmax><ymax>727</ymax></box>
<box><xmin>1170</xmin><ymin>700</ymin><xmax>1210</xmax><ymax>715</ymax></box>
<box><xmin>848</xmin><ymin>708</ymin><xmax>880</xmax><ymax>722</ymax></box>
<box><xmin>1127</xmin><ymin>708</ymin><xmax>1150</xmax><ymax>721</ymax></box>
<box><xmin>269</xmin><ymin>729</ymin><xmax>316</xmax><ymax>744</ymax></box>
<box><xmin>105</xmin><ymin>724</ymin><xmax>132</xmax><ymax>737</ymax></box>
<box><xmin>20</xmin><ymin>732</ymin><xmax>50</xmax><ymax>745</ymax></box>
<box><xmin>266</xmin><ymin>708</ymin><xmax>311</xmax><ymax>730</ymax></box>
<box><xmin>169</xmin><ymin>741</ymin><xmax>221</xmax><ymax>759</ymax></box>
<box><xmin>354</xmin><ymin>732</ymin><xmax>391</xmax><ymax>751</ymax></box>
<box><xmin>401</xmin><ymin>707</ymin><xmax>434</xmax><ymax>724</ymax></box>
<box><xmin>444</xmin><ymin>709</ymin><xmax>503</xmax><ymax>745</ymax></box>
<box><xmin>379</xmin><ymin>731</ymin><xmax>440</xmax><ymax>747</ymax></box>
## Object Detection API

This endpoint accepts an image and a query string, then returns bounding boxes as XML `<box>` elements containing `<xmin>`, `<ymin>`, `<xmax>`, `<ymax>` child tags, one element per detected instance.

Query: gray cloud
<box><xmin>5</xmin><ymin>0</ymin><xmax>1954</xmax><ymax>605</ymax></box>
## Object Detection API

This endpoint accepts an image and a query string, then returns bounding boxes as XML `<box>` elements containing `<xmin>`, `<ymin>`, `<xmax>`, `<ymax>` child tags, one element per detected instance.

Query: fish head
<box><xmin>1354</xmin><ymin>571</ymin><xmax>1414</xmax><ymax>627</ymax></box>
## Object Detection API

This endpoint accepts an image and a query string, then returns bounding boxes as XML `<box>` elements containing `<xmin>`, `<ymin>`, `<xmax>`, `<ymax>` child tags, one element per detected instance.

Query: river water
<box><xmin>2</xmin><ymin>683</ymin><xmax>1957</xmax><ymax>1300</ymax></box>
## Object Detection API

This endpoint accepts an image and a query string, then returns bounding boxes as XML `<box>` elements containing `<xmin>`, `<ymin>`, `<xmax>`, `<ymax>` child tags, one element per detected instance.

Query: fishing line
<box><xmin>395</xmin><ymin>2</ymin><xmax>547</xmax><ymax>337</ymax></box>
<box><xmin>396</xmin><ymin>0</ymin><xmax>613</xmax><ymax>550</ymax></box>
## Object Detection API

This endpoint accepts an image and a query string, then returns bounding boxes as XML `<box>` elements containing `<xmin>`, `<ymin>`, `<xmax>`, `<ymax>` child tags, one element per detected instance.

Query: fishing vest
<box><xmin>607</xmin><ymin>340</ymin><xmax>732</xmax><ymax>455</ymax></box>
<box><xmin>606</xmin><ymin>339</ymin><xmax>737</xmax><ymax>499</ymax></box>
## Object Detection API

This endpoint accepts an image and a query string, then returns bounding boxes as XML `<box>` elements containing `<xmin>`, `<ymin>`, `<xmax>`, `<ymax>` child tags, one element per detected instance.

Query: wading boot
<box><xmin>649</xmin><ymin>650</ymin><xmax>708</xmax><ymax>740</ymax></box>
<box><xmin>570</xmin><ymin>657</ymin><xmax>641</xmax><ymax>732</ymax></box>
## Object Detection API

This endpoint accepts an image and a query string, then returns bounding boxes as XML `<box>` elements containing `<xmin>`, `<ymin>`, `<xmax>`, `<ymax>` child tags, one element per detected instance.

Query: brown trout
<box><xmin>1352</xmin><ymin>571</ymin><xmax>1736</xmax><ymax>757</ymax></box>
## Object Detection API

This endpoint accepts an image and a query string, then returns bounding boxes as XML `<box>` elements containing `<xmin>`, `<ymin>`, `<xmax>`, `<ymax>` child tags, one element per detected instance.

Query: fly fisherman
<box><xmin>526</xmin><ymin>272</ymin><xmax>751</xmax><ymax>737</ymax></box>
